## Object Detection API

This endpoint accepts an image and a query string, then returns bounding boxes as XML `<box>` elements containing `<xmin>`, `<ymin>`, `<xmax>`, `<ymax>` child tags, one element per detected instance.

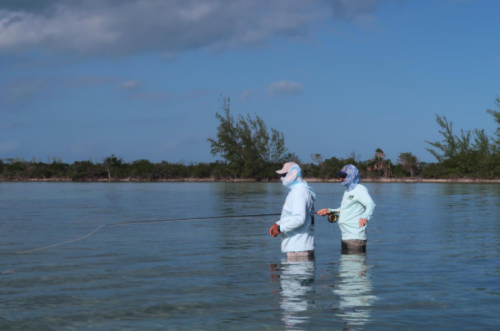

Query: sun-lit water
<box><xmin>1</xmin><ymin>182</ymin><xmax>500</xmax><ymax>330</ymax></box>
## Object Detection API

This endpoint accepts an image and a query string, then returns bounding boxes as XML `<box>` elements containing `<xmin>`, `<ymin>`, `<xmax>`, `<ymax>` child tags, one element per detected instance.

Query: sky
<box><xmin>1</xmin><ymin>0</ymin><xmax>500</xmax><ymax>164</ymax></box>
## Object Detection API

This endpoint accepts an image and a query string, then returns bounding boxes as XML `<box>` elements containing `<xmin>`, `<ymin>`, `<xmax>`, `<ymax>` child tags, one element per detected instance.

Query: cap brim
<box><xmin>276</xmin><ymin>170</ymin><xmax>288</xmax><ymax>174</ymax></box>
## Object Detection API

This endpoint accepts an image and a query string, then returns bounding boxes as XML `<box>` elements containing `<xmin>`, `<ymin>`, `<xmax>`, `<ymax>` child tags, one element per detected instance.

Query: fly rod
<box><xmin>109</xmin><ymin>213</ymin><xmax>281</xmax><ymax>226</ymax></box>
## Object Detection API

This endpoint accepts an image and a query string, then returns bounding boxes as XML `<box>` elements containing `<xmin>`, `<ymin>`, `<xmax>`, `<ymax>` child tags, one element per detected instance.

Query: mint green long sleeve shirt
<box><xmin>330</xmin><ymin>184</ymin><xmax>376</xmax><ymax>240</ymax></box>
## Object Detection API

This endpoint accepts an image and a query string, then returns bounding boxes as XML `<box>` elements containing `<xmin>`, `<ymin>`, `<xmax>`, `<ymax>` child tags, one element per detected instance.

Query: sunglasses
<box><xmin>281</xmin><ymin>173</ymin><xmax>287</xmax><ymax>178</ymax></box>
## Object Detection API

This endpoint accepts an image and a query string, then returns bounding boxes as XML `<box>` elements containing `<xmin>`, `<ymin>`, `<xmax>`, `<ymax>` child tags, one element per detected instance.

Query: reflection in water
<box><xmin>276</xmin><ymin>257</ymin><xmax>315</xmax><ymax>330</ymax></box>
<box><xmin>334</xmin><ymin>253</ymin><xmax>377</xmax><ymax>329</ymax></box>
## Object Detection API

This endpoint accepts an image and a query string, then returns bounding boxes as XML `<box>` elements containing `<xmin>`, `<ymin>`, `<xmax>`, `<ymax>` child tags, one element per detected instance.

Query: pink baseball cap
<box><xmin>276</xmin><ymin>162</ymin><xmax>296</xmax><ymax>174</ymax></box>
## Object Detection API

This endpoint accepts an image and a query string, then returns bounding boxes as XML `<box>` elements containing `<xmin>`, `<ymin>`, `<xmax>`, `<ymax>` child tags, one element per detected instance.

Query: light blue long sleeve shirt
<box><xmin>330</xmin><ymin>184</ymin><xmax>376</xmax><ymax>240</ymax></box>
<box><xmin>277</xmin><ymin>183</ymin><xmax>315</xmax><ymax>253</ymax></box>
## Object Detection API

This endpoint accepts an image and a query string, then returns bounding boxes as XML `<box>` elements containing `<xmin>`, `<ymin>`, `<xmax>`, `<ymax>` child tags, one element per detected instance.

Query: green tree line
<box><xmin>0</xmin><ymin>153</ymin><xmax>420</xmax><ymax>181</ymax></box>
<box><xmin>2</xmin><ymin>96</ymin><xmax>500</xmax><ymax>181</ymax></box>
<box><xmin>0</xmin><ymin>157</ymin><xmax>236</xmax><ymax>181</ymax></box>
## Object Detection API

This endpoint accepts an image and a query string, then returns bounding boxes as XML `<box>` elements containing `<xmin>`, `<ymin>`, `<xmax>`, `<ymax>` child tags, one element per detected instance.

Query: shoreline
<box><xmin>2</xmin><ymin>177</ymin><xmax>500</xmax><ymax>183</ymax></box>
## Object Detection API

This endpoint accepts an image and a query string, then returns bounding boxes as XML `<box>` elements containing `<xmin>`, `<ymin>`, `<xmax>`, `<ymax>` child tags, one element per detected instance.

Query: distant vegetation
<box><xmin>2</xmin><ymin>97</ymin><xmax>500</xmax><ymax>181</ymax></box>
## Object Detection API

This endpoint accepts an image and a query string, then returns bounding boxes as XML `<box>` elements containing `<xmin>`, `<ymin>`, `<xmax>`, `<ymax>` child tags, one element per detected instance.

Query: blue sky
<box><xmin>1</xmin><ymin>0</ymin><xmax>499</xmax><ymax>164</ymax></box>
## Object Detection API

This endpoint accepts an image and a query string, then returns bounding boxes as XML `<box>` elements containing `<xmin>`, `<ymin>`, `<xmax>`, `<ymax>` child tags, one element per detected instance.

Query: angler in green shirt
<box><xmin>317</xmin><ymin>164</ymin><xmax>376</xmax><ymax>253</ymax></box>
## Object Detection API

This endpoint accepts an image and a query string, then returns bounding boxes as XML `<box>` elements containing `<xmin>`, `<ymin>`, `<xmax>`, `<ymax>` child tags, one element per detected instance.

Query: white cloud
<box><xmin>0</xmin><ymin>0</ymin><xmax>388</xmax><ymax>56</ymax></box>
<box><xmin>240</xmin><ymin>89</ymin><xmax>256</xmax><ymax>101</ymax></box>
<box><xmin>330</xmin><ymin>0</ymin><xmax>382</xmax><ymax>20</ymax></box>
<box><xmin>162</xmin><ymin>52</ymin><xmax>176</xmax><ymax>62</ymax></box>
<box><xmin>129</xmin><ymin>91</ymin><xmax>170</xmax><ymax>102</ymax></box>
<box><xmin>1</xmin><ymin>123</ymin><xmax>16</xmax><ymax>129</ymax></box>
<box><xmin>117</xmin><ymin>80</ymin><xmax>140</xmax><ymax>90</ymax></box>
<box><xmin>164</xmin><ymin>134</ymin><xmax>208</xmax><ymax>151</ymax></box>
<box><xmin>267</xmin><ymin>80</ymin><xmax>303</xmax><ymax>96</ymax></box>
<box><xmin>0</xmin><ymin>141</ymin><xmax>20</xmax><ymax>152</ymax></box>
<box><xmin>164</xmin><ymin>141</ymin><xmax>180</xmax><ymax>150</ymax></box>
<box><xmin>3</xmin><ymin>78</ymin><xmax>46</xmax><ymax>100</ymax></box>
<box><xmin>0</xmin><ymin>78</ymin><xmax>51</xmax><ymax>112</ymax></box>
<box><xmin>69</xmin><ymin>76</ymin><xmax>119</xmax><ymax>87</ymax></box>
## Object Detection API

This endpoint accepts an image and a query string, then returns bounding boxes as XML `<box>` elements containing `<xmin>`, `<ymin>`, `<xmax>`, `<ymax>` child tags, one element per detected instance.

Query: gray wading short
<box><xmin>341</xmin><ymin>240</ymin><xmax>367</xmax><ymax>254</ymax></box>
<box><xmin>286</xmin><ymin>250</ymin><xmax>315</xmax><ymax>262</ymax></box>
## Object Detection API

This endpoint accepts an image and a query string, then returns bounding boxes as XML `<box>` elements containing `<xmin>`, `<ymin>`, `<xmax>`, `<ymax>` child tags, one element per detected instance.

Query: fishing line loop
<box><xmin>16</xmin><ymin>214</ymin><xmax>280</xmax><ymax>254</ymax></box>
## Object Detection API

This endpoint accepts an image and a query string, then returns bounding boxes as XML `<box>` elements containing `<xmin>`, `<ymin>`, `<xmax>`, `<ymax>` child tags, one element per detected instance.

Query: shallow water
<box><xmin>1</xmin><ymin>182</ymin><xmax>500</xmax><ymax>330</ymax></box>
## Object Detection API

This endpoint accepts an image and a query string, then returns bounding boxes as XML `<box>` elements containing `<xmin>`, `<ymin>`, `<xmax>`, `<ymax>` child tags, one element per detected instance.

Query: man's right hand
<box><xmin>316</xmin><ymin>208</ymin><xmax>330</xmax><ymax>216</ymax></box>
<box><xmin>269</xmin><ymin>223</ymin><xmax>280</xmax><ymax>237</ymax></box>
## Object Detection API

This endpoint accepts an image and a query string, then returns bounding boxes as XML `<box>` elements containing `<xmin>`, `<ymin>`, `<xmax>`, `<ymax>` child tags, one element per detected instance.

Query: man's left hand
<box><xmin>359</xmin><ymin>218</ymin><xmax>367</xmax><ymax>228</ymax></box>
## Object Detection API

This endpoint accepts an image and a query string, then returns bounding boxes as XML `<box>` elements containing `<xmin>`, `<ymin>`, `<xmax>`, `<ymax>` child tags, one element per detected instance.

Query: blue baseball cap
<box><xmin>335</xmin><ymin>165</ymin><xmax>349</xmax><ymax>178</ymax></box>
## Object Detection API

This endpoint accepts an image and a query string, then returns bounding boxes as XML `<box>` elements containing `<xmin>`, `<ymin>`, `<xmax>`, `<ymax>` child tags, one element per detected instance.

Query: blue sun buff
<box><xmin>341</xmin><ymin>164</ymin><xmax>361</xmax><ymax>191</ymax></box>
<box><xmin>282</xmin><ymin>165</ymin><xmax>303</xmax><ymax>189</ymax></box>
<box><xmin>281</xmin><ymin>164</ymin><xmax>316</xmax><ymax>200</ymax></box>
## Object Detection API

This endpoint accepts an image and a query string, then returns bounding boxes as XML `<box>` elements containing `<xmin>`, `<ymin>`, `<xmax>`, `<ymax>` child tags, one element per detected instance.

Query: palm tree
<box><xmin>367</xmin><ymin>148</ymin><xmax>392</xmax><ymax>178</ymax></box>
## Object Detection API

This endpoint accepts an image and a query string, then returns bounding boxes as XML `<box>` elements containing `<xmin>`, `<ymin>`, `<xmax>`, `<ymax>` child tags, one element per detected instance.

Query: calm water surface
<box><xmin>1</xmin><ymin>182</ymin><xmax>500</xmax><ymax>330</ymax></box>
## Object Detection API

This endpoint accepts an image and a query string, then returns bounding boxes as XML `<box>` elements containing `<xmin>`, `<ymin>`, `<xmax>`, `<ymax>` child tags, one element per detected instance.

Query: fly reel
<box><xmin>327</xmin><ymin>212</ymin><xmax>339</xmax><ymax>223</ymax></box>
